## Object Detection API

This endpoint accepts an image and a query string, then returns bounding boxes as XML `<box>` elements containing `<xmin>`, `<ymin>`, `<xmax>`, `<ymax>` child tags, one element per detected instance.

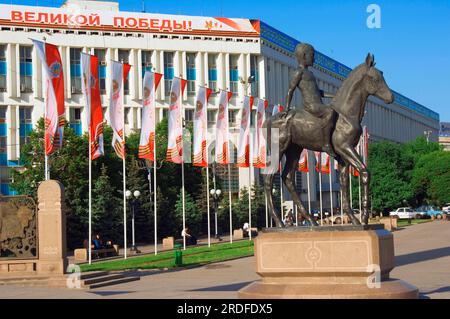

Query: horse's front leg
<box><xmin>337</xmin><ymin>146</ymin><xmax>370</xmax><ymax>225</ymax></box>
<box><xmin>337</xmin><ymin>160</ymin><xmax>361</xmax><ymax>225</ymax></box>
<box><xmin>339</xmin><ymin>147</ymin><xmax>370</xmax><ymax>224</ymax></box>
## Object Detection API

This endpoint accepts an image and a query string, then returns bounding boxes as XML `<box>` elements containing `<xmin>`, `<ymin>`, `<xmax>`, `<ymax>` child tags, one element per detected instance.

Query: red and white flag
<box><xmin>334</xmin><ymin>157</ymin><xmax>339</xmax><ymax>171</ymax></box>
<box><xmin>215</xmin><ymin>90</ymin><xmax>232</xmax><ymax>165</ymax></box>
<box><xmin>166</xmin><ymin>77</ymin><xmax>187</xmax><ymax>164</ymax></box>
<box><xmin>315</xmin><ymin>152</ymin><xmax>330</xmax><ymax>174</ymax></box>
<box><xmin>298</xmin><ymin>149</ymin><xmax>309</xmax><ymax>172</ymax></box>
<box><xmin>109</xmin><ymin>61</ymin><xmax>131</xmax><ymax>159</ymax></box>
<box><xmin>272</xmin><ymin>104</ymin><xmax>284</xmax><ymax>116</ymax></box>
<box><xmin>237</xmin><ymin>96</ymin><xmax>254</xmax><ymax>167</ymax></box>
<box><xmin>139</xmin><ymin>71</ymin><xmax>163</xmax><ymax>161</ymax></box>
<box><xmin>193</xmin><ymin>86</ymin><xmax>212</xmax><ymax>167</ymax></box>
<box><xmin>253</xmin><ymin>98</ymin><xmax>268</xmax><ymax>168</ymax></box>
<box><xmin>32</xmin><ymin>39</ymin><xmax>65</xmax><ymax>155</ymax></box>
<box><xmin>81</xmin><ymin>53</ymin><xmax>104</xmax><ymax>160</ymax></box>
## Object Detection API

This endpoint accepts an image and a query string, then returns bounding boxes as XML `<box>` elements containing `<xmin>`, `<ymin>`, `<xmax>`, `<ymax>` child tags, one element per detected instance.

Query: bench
<box><xmin>74</xmin><ymin>240</ymin><xmax>119</xmax><ymax>262</ymax></box>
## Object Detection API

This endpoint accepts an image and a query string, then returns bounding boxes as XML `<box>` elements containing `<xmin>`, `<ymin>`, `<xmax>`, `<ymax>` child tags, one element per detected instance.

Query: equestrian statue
<box><xmin>263</xmin><ymin>43</ymin><xmax>394</xmax><ymax>227</ymax></box>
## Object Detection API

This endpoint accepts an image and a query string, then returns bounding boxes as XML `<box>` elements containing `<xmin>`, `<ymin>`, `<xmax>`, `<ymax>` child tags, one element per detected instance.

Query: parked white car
<box><xmin>389</xmin><ymin>207</ymin><xmax>416</xmax><ymax>219</ymax></box>
<box><xmin>442</xmin><ymin>203</ymin><xmax>450</xmax><ymax>213</ymax></box>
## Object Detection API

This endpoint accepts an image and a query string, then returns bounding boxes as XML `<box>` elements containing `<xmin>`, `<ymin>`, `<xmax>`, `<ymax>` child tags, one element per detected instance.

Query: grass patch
<box><xmin>397</xmin><ymin>218</ymin><xmax>432</xmax><ymax>227</ymax></box>
<box><xmin>80</xmin><ymin>240</ymin><xmax>254</xmax><ymax>272</ymax></box>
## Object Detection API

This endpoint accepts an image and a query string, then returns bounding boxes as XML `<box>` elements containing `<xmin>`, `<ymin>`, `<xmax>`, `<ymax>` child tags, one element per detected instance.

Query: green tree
<box><xmin>368</xmin><ymin>141</ymin><xmax>413</xmax><ymax>214</ymax></box>
<box><xmin>174</xmin><ymin>191</ymin><xmax>201</xmax><ymax>236</ymax></box>
<box><xmin>411</xmin><ymin>151</ymin><xmax>450</xmax><ymax>206</ymax></box>
<box><xmin>91</xmin><ymin>164</ymin><xmax>122</xmax><ymax>243</ymax></box>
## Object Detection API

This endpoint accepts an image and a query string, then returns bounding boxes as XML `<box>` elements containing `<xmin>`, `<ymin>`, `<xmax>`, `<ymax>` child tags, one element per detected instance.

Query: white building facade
<box><xmin>0</xmin><ymin>0</ymin><xmax>440</xmax><ymax>210</ymax></box>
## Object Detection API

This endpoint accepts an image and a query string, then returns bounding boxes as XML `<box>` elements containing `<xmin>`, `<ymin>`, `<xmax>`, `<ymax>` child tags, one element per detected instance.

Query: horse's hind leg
<box><xmin>264</xmin><ymin>171</ymin><xmax>283</xmax><ymax>227</ymax></box>
<box><xmin>282</xmin><ymin>145</ymin><xmax>318</xmax><ymax>227</ymax></box>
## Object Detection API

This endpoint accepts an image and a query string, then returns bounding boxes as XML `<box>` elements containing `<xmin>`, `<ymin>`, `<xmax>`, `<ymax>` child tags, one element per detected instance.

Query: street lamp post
<box><xmin>126</xmin><ymin>189</ymin><xmax>141</xmax><ymax>252</ymax></box>
<box><xmin>210</xmin><ymin>188</ymin><xmax>222</xmax><ymax>239</ymax></box>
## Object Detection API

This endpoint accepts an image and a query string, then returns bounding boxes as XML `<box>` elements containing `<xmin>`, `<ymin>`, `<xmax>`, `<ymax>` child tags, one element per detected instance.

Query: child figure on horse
<box><xmin>284</xmin><ymin>43</ymin><xmax>336</xmax><ymax>157</ymax></box>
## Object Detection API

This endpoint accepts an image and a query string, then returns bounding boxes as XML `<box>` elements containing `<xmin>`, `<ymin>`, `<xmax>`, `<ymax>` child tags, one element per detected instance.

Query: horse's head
<box><xmin>362</xmin><ymin>54</ymin><xmax>394</xmax><ymax>104</ymax></box>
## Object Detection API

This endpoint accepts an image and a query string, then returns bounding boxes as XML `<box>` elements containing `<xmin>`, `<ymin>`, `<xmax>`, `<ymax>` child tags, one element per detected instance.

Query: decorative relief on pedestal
<box><xmin>0</xmin><ymin>196</ymin><xmax>37</xmax><ymax>259</ymax></box>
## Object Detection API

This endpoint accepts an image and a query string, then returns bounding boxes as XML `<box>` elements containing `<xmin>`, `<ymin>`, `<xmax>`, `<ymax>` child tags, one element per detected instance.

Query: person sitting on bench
<box><xmin>181</xmin><ymin>227</ymin><xmax>197</xmax><ymax>246</ymax></box>
<box><xmin>92</xmin><ymin>233</ymin><xmax>104</xmax><ymax>250</ymax></box>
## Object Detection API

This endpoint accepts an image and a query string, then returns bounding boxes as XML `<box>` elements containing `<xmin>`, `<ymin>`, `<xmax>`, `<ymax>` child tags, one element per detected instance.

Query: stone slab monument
<box><xmin>36</xmin><ymin>180</ymin><xmax>68</xmax><ymax>275</ymax></box>
<box><xmin>0</xmin><ymin>180</ymin><xmax>68</xmax><ymax>278</ymax></box>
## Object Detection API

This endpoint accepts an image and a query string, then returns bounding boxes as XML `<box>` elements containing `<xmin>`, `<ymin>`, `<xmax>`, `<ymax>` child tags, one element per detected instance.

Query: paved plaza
<box><xmin>1</xmin><ymin>221</ymin><xmax>450</xmax><ymax>299</ymax></box>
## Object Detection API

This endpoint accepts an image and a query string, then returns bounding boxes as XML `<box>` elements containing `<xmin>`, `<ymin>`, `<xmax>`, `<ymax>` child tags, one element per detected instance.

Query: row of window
<box><xmin>0</xmin><ymin>45</ymin><xmax>260</xmax><ymax>98</ymax></box>
<box><xmin>0</xmin><ymin>106</ymin><xmax>32</xmax><ymax>156</ymax></box>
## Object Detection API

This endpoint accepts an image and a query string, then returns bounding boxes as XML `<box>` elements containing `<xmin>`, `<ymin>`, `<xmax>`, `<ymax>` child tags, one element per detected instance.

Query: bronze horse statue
<box><xmin>263</xmin><ymin>54</ymin><xmax>394</xmax><ymax>227</ymax></box>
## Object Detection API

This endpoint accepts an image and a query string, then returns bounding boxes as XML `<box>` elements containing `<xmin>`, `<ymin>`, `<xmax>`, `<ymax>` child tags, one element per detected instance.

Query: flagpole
<box><xmin>294</xmin><ymin>173</ymin><xmax>298</xmax><ymax>226</ymax></box>
<box><xmin>206</xmin><ymin>165</ymin><xmax>211</xmax><ymax>247</ymax></box>
<box><xmin>153</xmin><ymin>147</ymin><xmax>158</xmax><ymax>255</ymax></box>
<box><xmin>182</xmin><ymin>158</ymin><xmax>186</xmax><ymax>250</ymax></box>
<box><xmin>265</xmin><ymin>193</ymin><xmax>268</xmax><ymax>228</ymax></box>
<box><xmin>319</xmin><ymin>162</ymin><xmax>323</xmax><ymax>226</ymax></box>
<box><xmin>358</xmin><ymin>176</ymin><xmax>362</xmax><ymax>222</ymax></box>
<box><xmin>88</xmin><ymin>65</ymin><xmax>92</xmax><ymax>265</ymax></box>
<box><xmin>213</xmin><ymin>163</ymin><xmax>218</xmax><ymax>238</ymax></box>
<box><xmin>248</xmin><ymin>131</ymin><xmax>252</xmax><ymax>241</ymax></box>
<box><xmin>329</xmin><ymin>159</ymin><xmax>334</xmax><ymax>226</ymax></box>
<box><xmin>122</xmin><ymin>127</ymin><xmax>127</xmax><ymax>259</ymax></box>
<box><xmin>307</xmin><ymin>171</ymin><xmax>311</xmax><ymax>215</ymax></box>
<box><xmin>349</xmin><ymin>170</ymin><xmax>353</xmax><ymax>210</ymax></box>
<box><xmin>280</xmin><ymin>171</ymin><xmax>284</xmax><ymax>221</ymax></box>
<box><xmin>228</xmin><ymin>163</ymin><xmax>233</xmax><ymax>244</ymax></box>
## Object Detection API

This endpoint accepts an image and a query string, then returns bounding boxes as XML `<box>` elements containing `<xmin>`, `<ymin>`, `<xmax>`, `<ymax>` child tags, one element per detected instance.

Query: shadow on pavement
<box><xmin>395</xmin><ymin>247</ymin><xmax>450</xmax><ymax>267</ymax></box>
<box><xmin>189</xmin><ymin>281</ymin><xmax>255</xmax><ymax>292</ymax></box>
<box><xmin>420</xmin><ymin>285</ymin><xmax>450</xmax><ymax>298</ymax></box>
<box><xmin>88</xmin><ymin>291</ymin><xmax>136</xmax><ymax>296</ymax></box>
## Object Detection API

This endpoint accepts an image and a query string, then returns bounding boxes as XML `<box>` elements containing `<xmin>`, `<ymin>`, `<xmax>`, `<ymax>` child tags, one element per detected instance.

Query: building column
<box><xmin>195</xmin><ymin>51</ymin><xmax>204</xmax><ymax>88</ymax></box>
<box><xmin>224</xmin><ymin>53</ymin><xmax>230</xmax><ymax>92</ymax></box>
<box><xmin>216</xmin><ymin>53</ymin><xmax>225</xmax><ymax>91</ymax></box>
<box><xmin>32</xmin><ymin>43</ymin><xmax>42</xmax><ymax>100</ymax></box>
<box><xmin>129</xmin><ymin>48</ymin><xmax>138</xmax><ymax>100</ymax></box>
<box><xmin>137</xmin><ymin>49</ymin><xmax>143</xmax><ymax>100</ymax></box>
<box><xmin>180</xmin><ymin>51</ymin><xmax>187</xmax><ymax>100</ymax></box>
<box><xmin>258</xmin><ymin>56</ymin><xmax>266</xmax><ymax>100</ymax></box>
<box><xmin>15</xmin><ymin>45</ymin><xmax>21</xmax><ymax>98</ymax></box>
<box><xmin>203</xmin><ymin>52</ymin><xmax>209</xmax><ymax>89</ymax></box>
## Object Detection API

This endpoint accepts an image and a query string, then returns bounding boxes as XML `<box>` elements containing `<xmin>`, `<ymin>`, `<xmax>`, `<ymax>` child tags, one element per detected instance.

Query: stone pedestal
<box><xmin>36</xmin><ymin>180</ymin><xmax>68</xmax><ymax>275</ymax></box>
<box><xmin>238</xmin><ymin>225</ymin><xmax>418</xmax><ymax>299</ymax></box>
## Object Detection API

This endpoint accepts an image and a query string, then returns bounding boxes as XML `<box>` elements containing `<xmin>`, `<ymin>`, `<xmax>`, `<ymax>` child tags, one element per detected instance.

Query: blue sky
<box><xmin>3</xmin><ymin>0</ymin><xmax>450</xmax><ymax>121</ymax></box>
